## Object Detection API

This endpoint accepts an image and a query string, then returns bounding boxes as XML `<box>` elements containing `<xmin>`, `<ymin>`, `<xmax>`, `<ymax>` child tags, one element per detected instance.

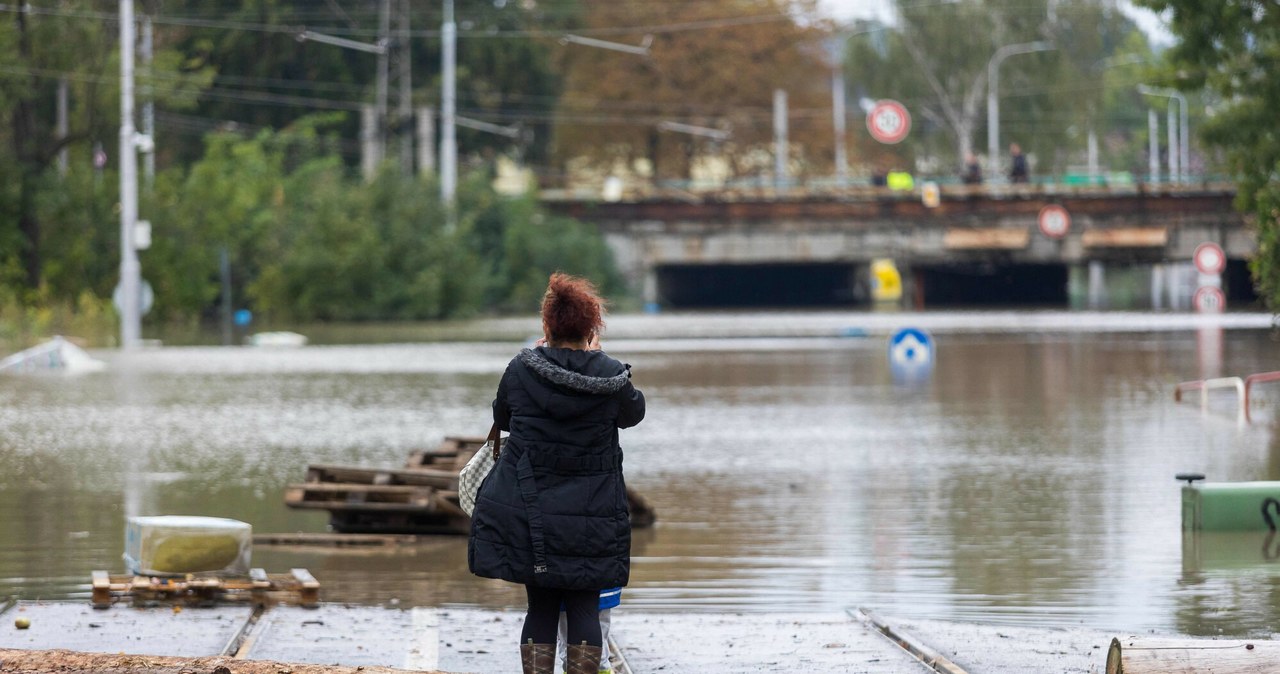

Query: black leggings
<box><xmin>521</xmin><ymin>585</ymin><xmax>601</xmax><ymax>647</ymax></box>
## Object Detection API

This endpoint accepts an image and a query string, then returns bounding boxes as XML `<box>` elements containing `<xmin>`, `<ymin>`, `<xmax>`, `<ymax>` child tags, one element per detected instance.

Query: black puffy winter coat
<box><xmin>468</xmin><ymin>346</ymin><xmax>645</xmax><ymax>590</ymax></box>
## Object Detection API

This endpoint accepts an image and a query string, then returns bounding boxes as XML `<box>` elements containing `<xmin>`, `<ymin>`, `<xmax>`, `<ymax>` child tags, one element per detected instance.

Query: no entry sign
<box><xmin>1037</xmin><ymin>204</ymin><xmax>1071</xmax><ymax>239</ymax></box>
<box><xmin>1193</xmin><ymin>242</ymin><xmax>1226</xmax><ymax>275</ymax></box>
<box><xmin>866</xmin><ymin>100</ymin><xmax>911</xmax><ymax>144</ymax></box>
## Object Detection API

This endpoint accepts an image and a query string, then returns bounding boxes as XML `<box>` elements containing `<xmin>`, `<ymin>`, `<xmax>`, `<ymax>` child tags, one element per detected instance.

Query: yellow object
<box><xmin>871</xmin><ymin>259</ymin><xmax>903</xmax><ymax>303</ymax></box>
<box><xmin>14</xmin><ymin>617</ymin><xmax>30</xmax><ymax>629</ymax></box>
<box><xmin>149</xmin><ymin>534</ymin><xmax>242</xmax><ymax>573</ymax></box>
<box><xmin>886</xmin><ymin>171</ymin><xmax>915</xmax><ymax>191</ymax></box>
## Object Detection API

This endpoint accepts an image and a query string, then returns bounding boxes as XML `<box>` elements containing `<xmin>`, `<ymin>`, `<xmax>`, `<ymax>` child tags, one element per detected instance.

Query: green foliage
<box><xmin>1136</xmin><ymin>0</ymin><xmax>1279</xmax><ymax>306</ymax></box>
<box><xmin>0</xmin><ymin>287</ymin><xmax>116</xmax><ymax>349</ymax></box>
<box><xmin>137</xmin><ymin>123</ymin><xmax>622</xmax><ymax>325</ymax></box>
<box><xmin>844</xmin><ymin>0</ymin><xmax>1150</xmax><ymax>176</ymax></box>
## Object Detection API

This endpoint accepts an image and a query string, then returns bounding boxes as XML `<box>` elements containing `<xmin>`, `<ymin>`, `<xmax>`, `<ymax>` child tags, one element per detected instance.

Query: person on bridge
<box><xmin>469</xmin><ymin>272</ymin><xmax>646</xmax><ymax>674</ymax></box>
<box><xmin>961</xmin><ymin>152</ymin><xmax>982</xmax><ymax>185</ymax></box>
<box><xmin>1009</xmin><ymin>143</ymin><xmax>1030</xmax><ymax>183</ymax></box>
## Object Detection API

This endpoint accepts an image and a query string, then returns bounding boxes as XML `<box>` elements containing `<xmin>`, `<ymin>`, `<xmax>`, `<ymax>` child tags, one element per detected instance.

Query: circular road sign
<box><xmin>1037</xmin><ymin>204</ymin><xmax>1071</xmax><ymax>239</ymax></box>
<box><xmin>1193</xmin><ymin>242</ymin><xmax>1226</xmax><ymax>275</ymax></box>
<box><xmin>867</xmin><ymin>100</ymin><xmax>911</xmax><ymax>144</ymax></box>
<box><xmin>1193</xmin><ymin>286</ymin><xmax>1225</xmax><ymax>313</ymax></box>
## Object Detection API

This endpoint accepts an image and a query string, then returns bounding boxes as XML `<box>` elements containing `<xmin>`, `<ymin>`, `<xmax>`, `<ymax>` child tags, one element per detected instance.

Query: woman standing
<box><xmin>469</xmin><ymin>273</ymin><xmax>646</xmax><ymax>674</ymax></box>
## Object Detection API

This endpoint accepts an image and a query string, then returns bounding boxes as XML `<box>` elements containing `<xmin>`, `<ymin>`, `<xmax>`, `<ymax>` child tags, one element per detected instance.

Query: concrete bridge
<box><xmin>545</xmin><ymin>183</ymin><xmax>1253</xmax><ymax>310</ymax></box>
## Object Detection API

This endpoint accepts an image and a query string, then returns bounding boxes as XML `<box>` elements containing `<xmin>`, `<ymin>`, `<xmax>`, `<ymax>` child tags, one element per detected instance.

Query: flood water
<box><xmin>3</xmin><ymin>311</ymin><xmax>1280</xmax><ymax>637</ymax></box>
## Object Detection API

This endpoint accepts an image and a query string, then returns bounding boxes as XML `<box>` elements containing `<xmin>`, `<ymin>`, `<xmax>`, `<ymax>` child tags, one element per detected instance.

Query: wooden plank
<box><xmin>1082</xmin><ymin>227</ymin><xmax>1168</xmax><ymax>248</ymax></box>
<box><xmin>304</xmin><ymin>464</ymin><xmax>456</xmax><ymax>488</ymax></box>
<box><xmin>287</xmin><ymin>483</ymin><xmax>435</xmax><ymax>497</ymax></box>
<box><xmin>1107</xmin><ymin>636</ymin><xmax>1280</xmax><ymax>674</ymax></box>
<box><xmin>91</xmin><ymin>571</ymin><xmax>320</xmax><ymax>608</ymax></box>
<box><xmin>253</xmin><ymin>533</ymin><xmax>419</xmax><ymax>547</ymax></box>
<box><xmin>0</xmin><ymin>604</ymin><xmax>257</xmax><ymax>657</ymax></box>
<box><xmin>291</xmin><ymin>569</ymin><xmax>320</xmax><ymax>607</ymax></box>
<box><xmin>0</xmin><ymin>649</ymin><xmax>445</xmax><ymax>674</ymax></box>
<box><xmin>286</xmin><ymin>501</ymin><xmax>442</xmax><ymax>514</ymax></box>
<box><xmin>853</xmin><ymin>609</ymin><xmax>970</xmax><ymax>674</ymax></box>
<box><xmin>91</xmin><ymin>570</ymin><xmax>111</xmax><ymax>609</ymax></box>
<box><xmin>944</xmin><ymin>227</ymin><xmax>1030</xmax><ymax>250</ymax></box>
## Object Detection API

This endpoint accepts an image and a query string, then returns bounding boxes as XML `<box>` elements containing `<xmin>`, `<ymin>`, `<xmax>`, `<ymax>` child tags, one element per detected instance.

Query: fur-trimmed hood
<box><xmin>513</xmin><ymin>346</ymin><xmax>632</xmax><ymax>420</ymax></box>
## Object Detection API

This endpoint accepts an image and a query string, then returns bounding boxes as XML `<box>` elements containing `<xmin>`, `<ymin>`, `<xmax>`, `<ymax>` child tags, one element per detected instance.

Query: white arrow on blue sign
<box><xmin>889</xmin><ymin>327</ymin><xmax>934</xmax><ymax>372</ymax></box>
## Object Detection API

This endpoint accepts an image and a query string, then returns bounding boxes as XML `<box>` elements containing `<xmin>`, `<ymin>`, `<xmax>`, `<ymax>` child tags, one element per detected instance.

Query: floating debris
<box><xmin>0</xmin><ymin>336</ymin><xmax>105</xmax><ymax>374</ymax></box>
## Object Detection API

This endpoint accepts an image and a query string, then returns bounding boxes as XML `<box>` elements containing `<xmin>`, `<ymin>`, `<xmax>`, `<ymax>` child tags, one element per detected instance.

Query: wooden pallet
<box><xmin>91</xmin><ymin>568</ymin><xmax>319</xmax><ymax>609</ymax></box>
<box><xmin>404</xmin><ymin>436</ymin><xmax>487</xmax><ymax>470</ymax></box>
<box><xmin>285</xmin><ymin>435</ymin><xmax>655</xmax><ymax>535</ymax></box>
<box><xmin>304</xmin><ymin>464</ymin><xmax>458</xmax><ymax>489</ymax></box>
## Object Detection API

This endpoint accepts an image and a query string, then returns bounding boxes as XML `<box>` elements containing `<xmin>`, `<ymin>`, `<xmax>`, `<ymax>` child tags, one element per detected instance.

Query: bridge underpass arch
<box><xmin>655</xmin><ymin>263</ymin><xmax>861</xmax><ymax>309</ymax></box>
<box><xmin>912</xmin><ymin>262</ymin><xmax>1070</xmax><ymax>308</ymax></box>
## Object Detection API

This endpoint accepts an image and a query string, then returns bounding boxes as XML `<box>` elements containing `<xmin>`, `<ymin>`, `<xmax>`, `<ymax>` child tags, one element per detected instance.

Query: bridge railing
<box><xmin>540</xmin><ymin>174</ymin><xmax>1234</xmax><ymax>202</ymax></box>
<box><xmin>1176</xmin><ymin>371</ymin><xmax>1280</xmax><ymax>423</ymax></box>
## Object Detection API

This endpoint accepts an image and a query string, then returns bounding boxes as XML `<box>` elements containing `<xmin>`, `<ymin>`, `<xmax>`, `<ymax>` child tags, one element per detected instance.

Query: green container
<box><xmin>1182</xmin><ymin>531</ymin><xmax>1280</xmax><ymax>573</ymax></box>
<box><xmin>1182</xmin><ymin>482</ymin><xmax>1280</xmax><ymax>531</ymax></box>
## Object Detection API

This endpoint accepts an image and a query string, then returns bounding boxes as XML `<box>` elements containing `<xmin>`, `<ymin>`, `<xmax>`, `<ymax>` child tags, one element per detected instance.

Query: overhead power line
<box><xmin>0</xmin><ymin>4</ymin><xmax>794</xmax><ymax>39</ymax></box>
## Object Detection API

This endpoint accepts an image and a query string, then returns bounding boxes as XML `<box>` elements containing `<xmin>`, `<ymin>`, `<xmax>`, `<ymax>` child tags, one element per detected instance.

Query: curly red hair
<box><xmin>541</xmin><ymin>272</ymin><xmax>605</xmax><ymax>344</ymax></box>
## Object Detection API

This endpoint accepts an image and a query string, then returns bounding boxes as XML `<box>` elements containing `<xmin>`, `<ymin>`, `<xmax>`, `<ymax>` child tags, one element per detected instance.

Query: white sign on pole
<box><xmin>1193</xmin><ymin>242</ymin><xmax>1226</xmax><ymax>276</ymax></box>
<box><xmin>1037</xmin><ymin>204</ymin><xmax>1071</xmax><ymax>239</ymax></box>
<box><xmin>866</xmin><ymin>100</ymin><xmax>911</xmax><ymax>144</ymax></box>
<box><xmin>134</xmin><ymin>220</ymin><xmax>152</xmax><ymax>250</ymax></box>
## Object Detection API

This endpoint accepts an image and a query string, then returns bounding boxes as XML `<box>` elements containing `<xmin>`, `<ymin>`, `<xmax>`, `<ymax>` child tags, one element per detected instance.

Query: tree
<box><xmin>0</xmin><ymin>0</ymin><xmax>211</xmax><ymax>294</ymax></box>
<box><xmin>844</xmin><ymin>0</ymin><xmax>1145</xmax><ymax>178</ymax></box>
<box><xmin>1136</xmin><ymin>0</ymin><xmax>1280</xmax><ymax>307</ymax></box>
<box><xmin>551</xmin><ymin>0</ymin><xmax>832</xmax><ymax>183</ymax></box>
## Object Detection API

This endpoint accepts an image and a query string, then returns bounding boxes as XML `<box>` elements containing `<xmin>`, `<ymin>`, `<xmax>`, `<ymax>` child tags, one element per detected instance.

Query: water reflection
<box><xmin>1</xmin><ymin>316</ymin><xmax>1279</xmax><ymax>637</ymax></box>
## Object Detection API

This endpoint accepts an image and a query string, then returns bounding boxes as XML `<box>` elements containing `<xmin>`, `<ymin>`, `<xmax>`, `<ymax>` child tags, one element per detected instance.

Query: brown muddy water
<box><xmin>3</xmin><ymin>311</ymin><xmax>1280</xmax><ymax>638</ymax></box>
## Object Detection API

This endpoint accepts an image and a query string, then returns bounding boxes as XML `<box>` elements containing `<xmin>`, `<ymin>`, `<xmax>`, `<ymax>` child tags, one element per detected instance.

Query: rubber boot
<box><xmin>566</xmin><ymin>642</ymin><xmax>604</xmax><ymax>674</ymax></box>
<box><xmin>520</xmin><ymin>640</ymin><xmax>555</xmax><ymax>674</ymax></box>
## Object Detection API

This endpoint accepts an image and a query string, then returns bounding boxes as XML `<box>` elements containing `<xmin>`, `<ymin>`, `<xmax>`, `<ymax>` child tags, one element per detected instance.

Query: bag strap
<box><xmin>486</xmin><ymin>422</ymin><xmax>501</xmax><ymax>461</ymax></box>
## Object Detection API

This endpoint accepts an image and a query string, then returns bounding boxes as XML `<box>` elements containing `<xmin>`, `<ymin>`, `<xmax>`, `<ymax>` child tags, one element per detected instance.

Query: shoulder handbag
<box><xmin>458</xmin><ymin>423</ymin><xmax>501</xmax><ymax>516</ymax></box>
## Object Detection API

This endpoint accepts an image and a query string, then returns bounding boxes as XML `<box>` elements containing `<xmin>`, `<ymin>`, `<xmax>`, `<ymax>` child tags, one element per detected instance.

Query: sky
<box><xmin>818</xmin><ymin>0</ymin><xmax>1174</xmax><ymax>46</ymax></box>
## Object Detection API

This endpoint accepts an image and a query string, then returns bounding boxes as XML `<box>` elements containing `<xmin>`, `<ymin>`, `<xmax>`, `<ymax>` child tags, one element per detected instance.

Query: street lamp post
<box><xmin>1139</xmin><ymin>85</ymin><xmax>1188</xmax><ymax>182</ymax></box>
<box><xmin>440</xmin><ymin>0</ymin><xmax>457</xmax><ymax>206</ymax></box>
<box><xmin>987</xmin><ymin>40</ymin><xmax>1054</xmax><ymax>181</ymax></box>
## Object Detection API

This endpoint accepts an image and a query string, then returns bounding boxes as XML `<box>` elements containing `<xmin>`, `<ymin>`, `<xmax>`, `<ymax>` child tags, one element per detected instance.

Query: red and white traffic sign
<box><xmin>1193</xmin><ymin>286</ymin><xmax>1225</xmax><ymax>313</ymax></box>
<box><xmin>866</xmin><ymin>100</ymin><xmax>911</xmax><ymax>144</ymax></box>
<box><xmin>1193</xmin><ymin>242</ymin><xmax>1226</xmax><ymax>275</ymax></box>
<box><xmin>1037</xmin><ymin>204</ymin><xmax>1071</xmax><ymax>239</ymax></box>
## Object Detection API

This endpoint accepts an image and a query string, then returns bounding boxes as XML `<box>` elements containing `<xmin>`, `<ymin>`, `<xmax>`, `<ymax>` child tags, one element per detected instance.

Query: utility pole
<box><xmin>376</xmin><ymin>0</ymin><xmax>390</xmax><ymax>167</ymax></box>
<box><xmin>56</xmin><ymin>78</ymin><xmax>68</xmax><ymax>176</ymax></box>
<box><xmin>440</xmin><ymin>0</ymin><xmax>457</xmax><ymax>205</ymax></box>
<box><xmin>141</xmin><ymin>15</ymin><xmax>155</xmax><ymax>189</ymax></box>
<box><xmin>1180</xmin><ymin>94</ymin><xmax>1189</xmax><ymax>182</ymax></box>
<box><xmin>417</xmin><ymin>106</ymin><xmax>435</xmax><ymax>175</ymax></box>
<box><xmin>1148</xmin><ymin>108</ymin><xmax>1159</xmax><ymax>182</ymax></box>
<box><xmin>1167</xmin><ymin>98</ymin><xmax>1178</xmax><ymax>182</ymax></box>
<box><xmin>395</xmin><ymin>0</ymin><xmax>413</xmax><ymax>175</ymax></box>
<box><xmin>831</xmin><ymin>58</ymin><xmax>848</xmax><ymax>185</ymax></box>
<box><xmin>119</xmin><ymin>0</ymin><xmax>141</xmax><ymax>349</ymax></box>
<box><xmin>773</xmin><ymin>89</ymin><xmax>788</xmax><ymax>190</ymax></box>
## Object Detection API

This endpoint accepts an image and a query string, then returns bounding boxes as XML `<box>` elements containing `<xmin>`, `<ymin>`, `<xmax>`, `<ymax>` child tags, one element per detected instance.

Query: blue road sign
<box><xmin>889</xmin><ymin>327</ymin><xmax>934</xmax><ymax>382</ymax></box>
